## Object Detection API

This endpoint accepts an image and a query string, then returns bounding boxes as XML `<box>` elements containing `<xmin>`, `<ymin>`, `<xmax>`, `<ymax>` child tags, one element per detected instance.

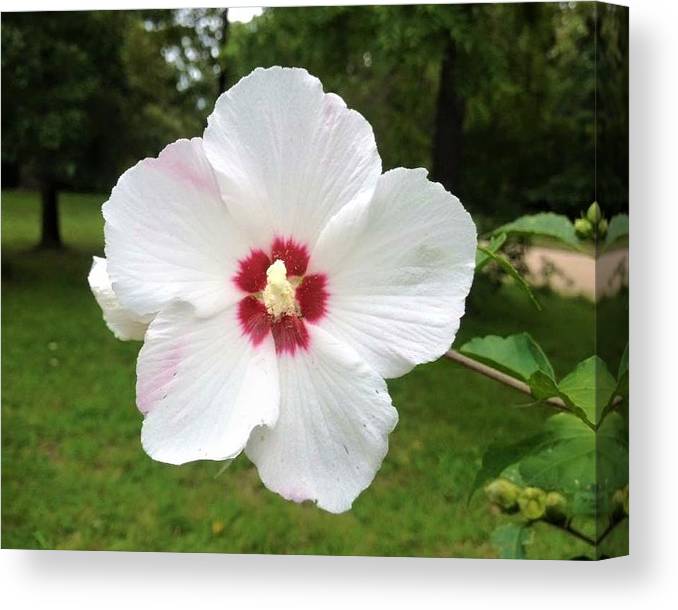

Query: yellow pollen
<box><xmin>262</xmin><ymin>259</ymin><xmax>298</xmax><ymax>319</ymax></box>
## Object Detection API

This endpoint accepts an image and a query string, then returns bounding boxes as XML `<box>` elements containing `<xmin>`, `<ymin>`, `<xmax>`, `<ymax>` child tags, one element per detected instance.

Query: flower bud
<box><xmin>597</xmin><ymin>218</ymin><xmax>608</xmax><ymax>238</ymax></box>
<box><xmin>544</xmin><ymin>491</ymin><xmax>568</xmax><ymax>523</ymax></box>
<box><xmin>612</xmin><ymin>485</ymin><xmax>629</xmax><ymax>516</ymax></box>
<box><xmin>575</xmin><ymin>218</ymin><xmax>593</xmax><ymax>239</ymax></box>
<box><xmin>587</xmin><ymin>201</ymin><xmax>602</xmax><ymax>225</ymax></box>
<box><xmin>518</xmin><ymin>486</ymin><xmax>547</xmax><ymax>520</ymax></box>
<box><xmin>484</xmin><ymin>478</ymin><xmax>520</xmax><ymax>512</ymax></box>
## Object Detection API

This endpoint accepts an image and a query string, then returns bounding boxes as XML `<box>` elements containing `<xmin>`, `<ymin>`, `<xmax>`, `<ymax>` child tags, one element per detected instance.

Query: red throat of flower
<box><xmin>234</xmin><ymin>237</ymin><xmax>328</xmax><ymax>355</ymax></box>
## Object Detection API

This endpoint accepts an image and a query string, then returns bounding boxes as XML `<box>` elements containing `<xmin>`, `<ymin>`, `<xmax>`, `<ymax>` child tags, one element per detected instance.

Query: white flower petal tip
<box><xmin>88</xmin><ymin>256</ymin><xmax>151</xmax><ymax>341</ymax></box>
<box><xmin>138</xmin><ymin>302</ymin><xmax>280</xmax><ymax>464</ymax></box>
<box><xmin>246</xmin><ymin>326</ymin><xmax>398</xmax><ymax>514</ymax></box>
<box><xmin>103</xmin><ymin>137</ymin><xmax>251</xmax><ymax>318</ymax></box>
<box><xmin>203</xmin><ymin>66</ymin><xmax>382</xmax><ymax>249</ymax></box>
<box><xmin>312</xmin><ymin>166</ymin><xmax>477</xmax><ymax>380</ymax></box>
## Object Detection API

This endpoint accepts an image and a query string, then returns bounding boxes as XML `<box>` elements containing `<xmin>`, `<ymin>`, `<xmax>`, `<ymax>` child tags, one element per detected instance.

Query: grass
<box><xmin>1</xmin><ymin>189</ymin><xmax>625</xmax><ymax>557</ymax></box>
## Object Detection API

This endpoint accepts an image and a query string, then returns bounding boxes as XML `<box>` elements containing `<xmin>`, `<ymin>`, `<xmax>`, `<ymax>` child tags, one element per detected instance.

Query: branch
<box><xmin>541</xmin><ymin>520</ymin><xmax>596</xmax><ymax>546</ymax></box>
<box><xmin>444</xmin><ymin>349</ymin><xmax>623</xmax><ymax>415</ymax></box>
<box><xmin>595</xmin><ymin>516</ymin><xmax>627</xmax><ymax>546</ymax></box>
<box><xmin>444</xmin><ymin>349</ymin><xmax>570</xmax><ymax>410</ymax></box>
<box><xmin>540</xmin><ymin>516</ymin><xmax>627</xmax><ymax>549</ymax></box>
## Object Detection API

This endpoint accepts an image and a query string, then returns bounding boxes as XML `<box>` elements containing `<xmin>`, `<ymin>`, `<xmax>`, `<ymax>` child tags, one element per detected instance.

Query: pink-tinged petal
<box><xmin>311</xmin><ymin>168</ymin><xmax>477</xmax><ymax>379</ymax></box>
<box><xmin>238</xmin><ymin>296</ymin><xmax>271</xmax><ymax>347</ymax></box>
<box><xmin>270</xmin><ymin>236</ymin><xmax>309</xmax><ymax>276</ymax></box>
<box><xmin>246</xmin><ymin>325</ymin><xmax>398</xmax><ymax>513</ymax></box>
<box><xmin>87</xmin><ymin>256</ymin><xmax>152</xmax><ymax>341</ymax></box>
<box><xmin>234</xmin><ymin>249</ymin><xmax>271</xmax><ymax>293</ymax></box>
<box><xmin>138</xmin><ymin>302</ymin><xmax>279</xmax><ymax>465</ymax></box>
<box><xmin>296</xmin><ymin>274</ymin><xmax>328</xmax><ymax>322</ymax></box>
<box><xmin>104</xmin><ymin>138</ymin><xmax>251</xmax><ymax>318</ymax></box>
<box><xmin>271</xmin><ymin>315</ymin><xmax>309</xmax><ymax>355</ymax></box>
<box><xmin>203</xmin><ymin>67</ymin><xmax>381</xmax><ymax>250</ymax></box>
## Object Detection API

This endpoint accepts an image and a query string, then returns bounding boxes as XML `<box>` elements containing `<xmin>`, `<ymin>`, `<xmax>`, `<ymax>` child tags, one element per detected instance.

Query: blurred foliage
<box><xmin>2</xmin><ymin>3</ymin><xmax>628</xmax><ymax>222</ymax></box>
<box><xmin>2</xmin><ymin>11</ymin><xmax>189</xmax><ymax>191</ymax></box>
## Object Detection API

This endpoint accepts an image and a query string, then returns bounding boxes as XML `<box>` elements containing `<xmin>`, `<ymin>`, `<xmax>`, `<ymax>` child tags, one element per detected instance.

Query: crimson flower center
<box><xmin>234</xmin><ymin>237</ymin><xmax>328</xmax><ymax>356</ymax></box>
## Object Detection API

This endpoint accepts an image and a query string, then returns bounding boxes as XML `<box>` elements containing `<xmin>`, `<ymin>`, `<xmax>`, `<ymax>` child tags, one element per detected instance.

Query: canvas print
<box><xmin>1</xmin><ymin>2</ymin><xmax>629</xmax><ymax>559</ymax></box>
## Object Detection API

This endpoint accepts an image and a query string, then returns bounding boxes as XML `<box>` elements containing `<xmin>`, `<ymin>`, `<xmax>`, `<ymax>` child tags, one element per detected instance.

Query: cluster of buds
<box><xmin>484</xmin><ymin>478</ymin><xmax>568</xmax><ymax>523</ymax></box>
<box><xmin>575</xmin><ymin>202</ymin><xmax>608</xmax><ymax>240</ymax></box>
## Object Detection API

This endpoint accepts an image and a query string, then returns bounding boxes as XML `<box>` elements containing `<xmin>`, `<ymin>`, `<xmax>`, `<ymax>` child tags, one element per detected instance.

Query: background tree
<box><xmin>1</xmin><ymin>10</ymin><xmax>193</xmax><ymax>248</ymax></box>
<box><xmin>226</xmin><ymin>3</ymin><xmax>625</xmax><ymax>224</ymax></box>
<box><xmin>2</xmin><ymin>12</ymin><xmax>129</xmax><ymax>248</ymax></box>
<box><xmin>2</xmin><ymin>3</ymin><xmax>628</xmax><ymax>246</ymax></box>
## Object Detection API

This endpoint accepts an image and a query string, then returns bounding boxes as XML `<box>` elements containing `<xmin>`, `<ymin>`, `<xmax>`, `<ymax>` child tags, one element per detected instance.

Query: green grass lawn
<box><xmin>1</xmin><ymin>189</ymin><xmax>624</xmax><ymax>557</ymax></box>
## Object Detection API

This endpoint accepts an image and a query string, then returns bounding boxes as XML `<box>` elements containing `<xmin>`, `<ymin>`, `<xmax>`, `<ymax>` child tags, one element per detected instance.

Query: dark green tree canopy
<box><xmin>2</xmin><ymin>3</ymin><xmax>628</xmax><ymax>229</ymax></box>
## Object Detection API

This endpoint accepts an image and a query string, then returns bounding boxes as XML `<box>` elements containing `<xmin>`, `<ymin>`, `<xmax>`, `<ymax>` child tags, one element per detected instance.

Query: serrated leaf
<box><xmin>558</xmin><ymin>356</ymin><xmax>616</xmax><ymax>425</ymax></box>
<box><xmin>492</xmin><ymin>212</ymin><xmax>582</xmax><ymax>250</ymax></box>
<box><xmin>460</xmin><ymin>333</ymin><xmax>555</xmax><ymax>383</ymax></box>
<box><xmin>476</xmin><ymin>233</ymin><xmax>507</xmax><ymax>270</ymax></box>
<box><xmin>518</xmin><ymin>413</ymin><xmax>628</xmax><ymax>517</ymax></box>
<box><xmin>476</xmin><ymin>246</ymin><xmax>542</xmax><ymax>310</ymax></box>
<box><xmin>490</xmin><ymin>523</ymin><xmax>533</xmax><ymax>559</ymax></box>
<box><xmin>604</xmin><ymin>214</ymin><xmax>629</xmax><ymax>249</ymax></box>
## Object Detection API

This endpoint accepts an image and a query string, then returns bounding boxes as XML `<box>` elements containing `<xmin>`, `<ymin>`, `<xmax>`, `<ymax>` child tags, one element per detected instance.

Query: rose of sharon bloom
<box><xmin>88</xmin><ymin>67</ymin><xmax>477</xmax><ymax>513</ymax></box>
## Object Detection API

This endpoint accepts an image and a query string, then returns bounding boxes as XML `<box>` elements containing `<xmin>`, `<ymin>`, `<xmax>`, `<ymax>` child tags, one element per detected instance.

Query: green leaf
<box><xmin>460</xmin><ymin>333</ymin><xmax>555</xmax><ymax>383</ymax></box>
<box><xmin>518</xmin><ymin>413</ymin><xmax>628</xmax><ymax>516</ymax></box>
<box><xmin>558</xmin><ymin>356</ymin><xmax>617</xmax><ymax>425</ymax></box>
<box><xmin>604</xmin><ymin>214</ymin><xmax>629</xmax><ymax>249</ymax></box>
<box><xmin>477</xmin><ymin>246</ymin><xmax>542</xmax><ymax>310</ymax></box>
<box><xmin>460</xmin><ymin>336</ymin><xmax>608</xmax><ymax>427</ymax></box>
<box><xmin>476</xmin><ymin>233</ymin><xmax>507</xmax><ymax>270</ymax></box>
<box><xmin>469</xmin><ymin>433</ymin><xmax>545</xmax><ymax>500</ymax></box>
<box><xmin>492</xmin><ymin>212</ymin><xmax>582</xmax><ymax>250</ymax></box>
<box><xmin>527</xmin><ymin>369</ymin><xmax>562</xmax><ymax>402</ymax></box>
<box><xmin>490</xmin><ymin>523</ymin><xmax>533</xmax><ymax>559</ymax></box>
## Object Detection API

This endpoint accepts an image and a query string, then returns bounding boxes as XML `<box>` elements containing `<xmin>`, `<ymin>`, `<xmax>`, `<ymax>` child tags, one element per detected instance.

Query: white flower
<box><xmin>88</xmin><ymin>256</ymin><xmax>152</xmax><ymax>341</ymax></box>
<box><xmin>89</xmin><ymin>67</ymin><xmax>477</xmax><ymax>513</ymax></box>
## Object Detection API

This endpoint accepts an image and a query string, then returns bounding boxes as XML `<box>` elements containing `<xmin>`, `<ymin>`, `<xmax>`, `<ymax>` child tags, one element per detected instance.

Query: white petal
<box><xmin>246</xmin><ymin>325</ymin><xmax>398</xmax><ymax>513</ymax></box>
<box><xmin>203</xmin><ymin>67</ymin><xmax>381</xmax><ymax>249</ymax></box>
<box><xmin>88</xmin><ymin>256</ymin><xmax>151</xmax><ymax>341</ymax></box>
<box><xmin>311</xmin><ymin>168</ymin><xmax>477</xmax><ymax>379</ymax></box>
<box><xmin>104</xmin><ymin>137</ymin><xmax>250</xmax><ymax>318</ymax></box>
<box><xmin>138</xmin><ymin>302</ymin><xmax>279</xmax><ymax>465</ymax></box>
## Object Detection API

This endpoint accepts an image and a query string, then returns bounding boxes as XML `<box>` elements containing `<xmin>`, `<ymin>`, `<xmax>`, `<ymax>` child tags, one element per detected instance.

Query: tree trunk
<box><xmin>39</xmin><ymin>181</ymin><xmax>62</xmax><ymax>249</ymax></box>
<box><xmin>216</xmin><ymin>8</ymin><xmax>230</xmax><ymax>97</ymax></box>
<box><xmin>431</xmin><ymin>37</ymin><xmax>464</xmax><ymax>193</ymax></box>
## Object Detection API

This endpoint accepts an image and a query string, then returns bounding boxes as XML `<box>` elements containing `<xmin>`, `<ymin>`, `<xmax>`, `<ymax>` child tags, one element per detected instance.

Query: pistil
<box><xmin>262</xmin><ymin>259</ymin><xmax>299</xmax><ymax>319</ymax></box>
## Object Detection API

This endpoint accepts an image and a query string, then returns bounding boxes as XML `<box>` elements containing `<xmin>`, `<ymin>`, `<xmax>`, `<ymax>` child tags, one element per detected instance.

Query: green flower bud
<box><xmin>518</xmin><ymin>487</ymin><xmax>547</xmax><ymax>520</ymax></box>
<box><xmin>587</xmin><ymin>201</ymin><xmax>602</xmax><ymax>225</ymax></box>
<box><xmin>613</xmin><ymin>485</ymin><xmax>629</xmax><ymax>516</ymax></box>
<box><xmin>597</xmin><ymin>217</ymin><xmax>608</xmax><ymax>238</ymax></box>
<box><xmin>484</xmin><ymin>478</ymin><xmax>520</xmax><ymax>512</ymax></box>
<box><xmin>574</xmin><ymin>217</ymin><xmax>593</xmax><ymax>239</ymax></box>
<box><xmin>544</xmin><ymin>491</ymin><xmax>568</xmax><ymax>523</ymax></box>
